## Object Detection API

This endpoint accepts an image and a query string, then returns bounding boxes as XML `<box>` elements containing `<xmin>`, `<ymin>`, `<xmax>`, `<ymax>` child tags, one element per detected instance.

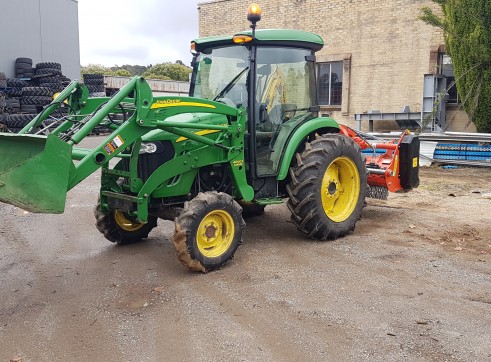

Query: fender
<box><xmin>277</xmin><ymin>116</ymin><xmax>339</xmax><ymax>180</ymax></box>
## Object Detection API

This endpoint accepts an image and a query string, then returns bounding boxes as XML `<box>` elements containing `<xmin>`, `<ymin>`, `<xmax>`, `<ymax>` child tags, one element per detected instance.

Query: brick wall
<box><xmin>198</xmin><ymin>0</ymin><xmax>471</xmax><ymax>132</ymax></box>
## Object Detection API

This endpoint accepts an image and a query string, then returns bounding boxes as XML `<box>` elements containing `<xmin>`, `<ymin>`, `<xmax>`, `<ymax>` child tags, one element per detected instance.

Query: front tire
<box><xmin>173</xmin><ymin>192</ymin><xmax>245</xmax><ymax>272</ymax></box>
<box><xmin>94</xmin><ymin>205</ymin><xmax>157</xmax><ymax>245</ymax></box>
<box><xmin>287</xmin><ymin>134</ymin><xmax>367</xmax><ymax>240</ymax></box>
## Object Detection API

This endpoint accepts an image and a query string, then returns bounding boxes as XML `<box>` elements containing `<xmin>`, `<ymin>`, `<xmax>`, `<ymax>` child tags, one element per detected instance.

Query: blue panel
<box><xmin>434</xmin><ymin>143</ymin><xmax>491</xmax><ymax>161</ymax></box>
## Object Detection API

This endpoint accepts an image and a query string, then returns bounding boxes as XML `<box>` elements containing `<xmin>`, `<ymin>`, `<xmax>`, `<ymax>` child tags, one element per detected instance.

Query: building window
<box><xmin>441</xmin><ymin>54</ymin><xmax>460</xmax><ymax>104</ymax></box>
<box><xmin>317</xmin><ymin>61</ymin><xmax>343</xmax><ymax>106</ymax></box>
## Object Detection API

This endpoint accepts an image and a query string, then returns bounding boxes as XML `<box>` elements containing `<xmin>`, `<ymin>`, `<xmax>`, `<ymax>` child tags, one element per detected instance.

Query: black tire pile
<box><xmin>6</xmin><ymin>97</ymin><xmax>20</xmax><ymax>114</ymax></box>
<box><xmin>15</xmin><ymin>58</ymin><xmax>35</xmax><ymax>78</ymax></box>
<box><xmin>0</xmin><ymin>58</ymin><xmax>71</xmax><ymax>133</ymax></box>
<box><xmin>82</xmin><ymin>73</ymin><xmax>110</xmax><ymax>134</ymax></box>
<box><xmin>0</xmin><ymin>114</ymin><xmax>44</xmax><ymax>134</ymax></box>
<box><xmin>0</xmin><ymin>71</ymin><xmax>7</xmax><ymax>89</ymax></box>
<box><xmin>0</xmin><ymin>72</ymin><xmax>7</xmax><ymax>111</ymax></box>
<box><xmin>82</xmin><ymin>74</ymin><xmax>106</xmax><ymax>97</ymax></box>
<box><xmin>36</xmin><ymin>62</ymin><xmax>65</xmax><ymax>93</ymax></box>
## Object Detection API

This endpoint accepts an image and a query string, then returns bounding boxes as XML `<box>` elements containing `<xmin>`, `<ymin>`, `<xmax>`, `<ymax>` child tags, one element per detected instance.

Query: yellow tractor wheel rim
<box><xmin>196</xmin><ymin>210</ymin><xmax>235</xmax><ymax>258</ymax></box>
<box><xmin>114</xmin><ymin>210</ymin><xmax>146</xmax><ymax>232</ymax></box>
<box><xmin>321</xmin><ymin>156</ymin><xmax>360</xmax><ymax>222</ymax></box>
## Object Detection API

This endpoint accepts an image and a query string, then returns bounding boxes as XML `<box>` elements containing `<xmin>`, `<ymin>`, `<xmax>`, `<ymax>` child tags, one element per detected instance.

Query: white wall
<box><xmin>0</xmin><ymin>0</ymin><xmax>80</xmax><ymax>80</ymax></box>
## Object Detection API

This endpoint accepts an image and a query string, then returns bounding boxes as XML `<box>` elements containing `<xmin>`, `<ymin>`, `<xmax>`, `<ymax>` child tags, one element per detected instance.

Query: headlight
<box><xmin>139</xmin><ymin>142</ymin><xmax>158</xmax><ymax>154</ymax></box>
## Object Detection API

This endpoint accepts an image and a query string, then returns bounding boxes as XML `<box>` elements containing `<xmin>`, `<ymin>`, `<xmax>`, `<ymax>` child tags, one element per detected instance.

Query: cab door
<box><xmin>254</xmin><ymin>47</ymin><xmax>317</xmax><ymax>177</ymax></box>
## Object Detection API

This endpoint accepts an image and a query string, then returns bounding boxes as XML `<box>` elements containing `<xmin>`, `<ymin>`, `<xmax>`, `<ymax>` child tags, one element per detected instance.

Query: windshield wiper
<box><xmin>213</xmin><ymin>67</ymin><xmax>249</xmax><ymax>101</ymax></box>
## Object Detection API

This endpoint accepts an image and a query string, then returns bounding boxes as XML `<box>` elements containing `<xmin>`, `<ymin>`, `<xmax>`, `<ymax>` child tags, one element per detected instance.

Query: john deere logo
<box><xmin>151</xmin><ymin>99</ymin><xmax>216</xmax><ymax>110</ymax></box>
<box><xmin>156</xmin><ymin>99</ymin><xmax>181</xmax><ymax>104</ymax></box>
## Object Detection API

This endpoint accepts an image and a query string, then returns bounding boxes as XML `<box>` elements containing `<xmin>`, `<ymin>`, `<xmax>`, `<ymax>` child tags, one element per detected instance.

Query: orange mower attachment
<box><xmin>339</xmin><ymin>125</ymin><xmax>420</xmax><ymax>200</ymax></box>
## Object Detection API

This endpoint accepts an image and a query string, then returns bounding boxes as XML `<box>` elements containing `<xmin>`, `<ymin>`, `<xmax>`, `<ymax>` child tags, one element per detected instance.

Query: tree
<box><xmin>80</xmin><ymin>64</ymin><xmax>130</xmax><ymax>77</ymax></box>
<box><xmin>80</xmin><ymin>64</ymin><xmax>112</xmax><ymax>77</ymax></box>
<box><xmin>142</xmin><ymin>62</ymin><xmax>191</xmax><ymax>81</ymax></box>
<box><xmin>111</xmin><ymin>68</ymin><xmax>132</xmax><ymax>77</ymax></box>
<box><xmin>80</xmin><ymin>61</ymin><xmax>192</xmax><ymax>81</ymax></box>
<box><xmin>420</xmin><ymin>1</ymin><xmax>491</xmax><ymax>132</ymax></box>
<box><xmin>113</xmin><ymin>64</ymin><xmax>149</xmax><ymax>76</ymax></box>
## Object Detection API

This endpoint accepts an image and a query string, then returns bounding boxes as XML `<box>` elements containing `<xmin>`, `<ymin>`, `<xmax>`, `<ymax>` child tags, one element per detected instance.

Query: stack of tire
<box><xmin>60</xmin><ymin>75</ymin><xmax>71</xmax><ymax>88</ymax></box>
<box><xmin>0</xmin><ymin>73</ymin><xmax>9</xmax><ymax>131</ymax></box>
<box><xmin>36</xmin><ymin>62</ymin><xmax>64</xmax><ymax>93</ymax></box>
<box><xmin>0</xmin><ymin>73</ymin><xmax>8</xmax><ymax>119</ymax></box>
<box><xmin>15</xmin><ymin>58</ymin><xmax>35</xmax><ymax>78</ymax></box>
<box><xmin>82</xmin><ymin>73</ymin><xmax>109</xmax><ymax>134</ymax></box>
<box><xmin>82</xmin><ymin>74</ymin><xmax>106</xmax><ymax>97</ymax></box>
<box><xmin>0</xmin><ymin>71</ymin><xmax>7</xmax><ymax>89</ymax></box>
<box><xmin>4</xmin><ymin>78</ymin><xmax>38</xmax><ymax>132</ymax></box>
<box><xmin>1</xmin><ymin>73</ymin><xmax>23</xmax><ymax>126</ymax></box>
<box><xmin>6</xmin><ymin>78</ymin><xmax>29</xmax><ymax>97</ymax></box>
<box><xmin>0</xmin><ymin>114</ymin><xmax>44</xmax><ymax>134</ymax></box>
<box><xmin>0</xmin><ymin>91</ymin><xmax>6</xmax><ymax>115</ymax></box>
<box><xmin>0</xmin><ymin>112</ymin><xmax>7</xmax><ymax>132</ymax></box>
<box><xmin>21</xmin><ymin>86</ymin><xmax>53</xmax><ymax>114</ymax></box>
<box><xmin>0</xmin><ymin>72</ymin><xmax>5</xmax><ymax>115</ymax></box>
<box><xmin>0</xmin><ymin>75</ymin><xmax>28</xmax><ymax>133</ymax></box>
<box><xmin>0</xmin><ymin>59</ymin><xmax>74</xmax><ymax>134</ymax></box>
<box><xmin>6</xmin><ymin>97</ymin><xmax>20</xmax><ymax>114</ymax></box>
<box><xmin>0</xmin><ymin>81</ymin><xmax>41</xmax><ymax>133</ymax></box>
<box><xmin>0</xmin><ymin>115</ymin><xmax>6</xmax><ymax>132</ymax></box>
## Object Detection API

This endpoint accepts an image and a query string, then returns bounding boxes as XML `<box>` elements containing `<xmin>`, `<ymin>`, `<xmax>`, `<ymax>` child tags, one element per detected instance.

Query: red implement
<box><xmin>339</xmin><ymin>125</ymin><xmax>420</xmax><ymax>197</ymax></box>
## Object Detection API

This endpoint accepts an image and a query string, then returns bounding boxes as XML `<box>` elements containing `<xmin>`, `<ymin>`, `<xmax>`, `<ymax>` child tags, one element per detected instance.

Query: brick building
<box><xmin>198</xmin><ymin>0</ymin><xmax>473</xmax><ymax>132</ymax></box>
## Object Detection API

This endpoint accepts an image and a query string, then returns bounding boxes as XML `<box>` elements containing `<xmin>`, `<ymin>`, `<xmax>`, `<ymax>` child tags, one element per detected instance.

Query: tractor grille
<box><xmin>121</xmin><ymin>141</ymin><xmax>175</xmax><ymax>182</ymax></box>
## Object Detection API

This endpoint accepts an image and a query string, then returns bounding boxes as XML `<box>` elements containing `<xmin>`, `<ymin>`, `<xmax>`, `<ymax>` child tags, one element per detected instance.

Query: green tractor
<box><xmin>0</xmin><ymin>5</ymin><xmax>419</xmax><ymax>272</ymax></box>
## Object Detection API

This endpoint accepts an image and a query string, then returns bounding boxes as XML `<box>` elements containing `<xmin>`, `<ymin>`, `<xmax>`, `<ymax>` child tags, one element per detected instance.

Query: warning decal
<box><xmin>104</xmin><ymin>135</ymin><xmax>124</xmax><ymax>155</ymax></box>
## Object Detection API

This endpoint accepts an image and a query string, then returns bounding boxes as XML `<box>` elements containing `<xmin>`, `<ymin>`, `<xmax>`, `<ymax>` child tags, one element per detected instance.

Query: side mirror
<box><xmin>259</xmin><ymin>104</ymin><xmax>268</xmax><ymax>123</ymax></box>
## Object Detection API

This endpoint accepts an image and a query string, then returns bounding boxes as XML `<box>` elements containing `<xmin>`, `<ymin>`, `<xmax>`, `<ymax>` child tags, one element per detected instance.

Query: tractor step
<box><xmin>255</xmin><ymin>197</ymin><xmax>284</xmax><ymax>205</ymax></box>
<box><xmin>101</xmin><ymin>191</ymin><xmax>138</xmax><ymax>213</ymax></box>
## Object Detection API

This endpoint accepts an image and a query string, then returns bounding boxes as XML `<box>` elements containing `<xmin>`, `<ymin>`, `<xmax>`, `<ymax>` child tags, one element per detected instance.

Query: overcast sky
<box><xmin>78</xmin><ymin>0</ymin><xmax>200</xmax><ymax>67</ymax></box>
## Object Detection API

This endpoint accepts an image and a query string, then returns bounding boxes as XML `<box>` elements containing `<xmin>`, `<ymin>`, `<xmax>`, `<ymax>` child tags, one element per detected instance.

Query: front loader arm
<box><xmin>68</xmin><ymin>85</ymin><xmax>248</xmax><ymax>190</ymax></box>
<box><xmin>0</xmin><ymin>76</ymin><xmax>251</xmax><ymax>215</ymax></box>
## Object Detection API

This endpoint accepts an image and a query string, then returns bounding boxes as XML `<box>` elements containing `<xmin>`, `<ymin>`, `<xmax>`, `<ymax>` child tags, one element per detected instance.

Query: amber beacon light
<box><xmin>233</xmin><ymin>35</ymin><xmax>253</xmax><ymax>44</ymax></box>
<box><xmin>247</xmin><ymin>3</ymin><xmax>262</xmax><ymax>23</ymax></box>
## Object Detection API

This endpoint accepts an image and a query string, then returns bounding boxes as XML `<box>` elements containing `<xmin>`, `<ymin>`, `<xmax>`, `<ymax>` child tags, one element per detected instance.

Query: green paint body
<box><xmin>0</xmin><ymin>30</ymin><xmax>342</xmax><ymax>221</ymax></box>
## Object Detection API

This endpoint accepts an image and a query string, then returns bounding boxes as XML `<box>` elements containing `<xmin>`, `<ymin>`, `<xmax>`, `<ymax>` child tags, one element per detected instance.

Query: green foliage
<box><xmin>116</xmin><ymin>64</ymin><xmax>149</xmax><ymax>76</ymax></box>
<box><xmin>81</xmin><ymin>62</ymin><xmax>192</xmax><ymax>82</ymax></box>
<box><xmin>420</xmin><ymin>1</ymin><xmax>491</xmax><ymax>132</ymax></box>
<box><xmin>80</xmin><ymin>64</ymin><xmax>150</xmax><ymax>78</ymax></box>
<box><xmin>418</xmin><ymin>7</ymin><xmax>445</xmax><ymax>30</ymax></box>
<box><xmin>112</xmin><ymin>69</ymin><xmax>132</xmax><ymax>77</ymax></box>
<box><xmin>142</xmin><ymin>62</ymin><xmax>191</xmax><ymax>81</ymax></box>
<box><xmin>80</xmin><ymin>64</ymin><xmax>130</xmax><ymax>77</ymax></box>
<box><xmin>80</xmin><ymin>64</ymin><xmax>112</xmax><ymax>77</ymax></box>
<box><xmin>81</xmin><ymin>61</ymin><xmax>192</xmax><ymax>85</ymax></box>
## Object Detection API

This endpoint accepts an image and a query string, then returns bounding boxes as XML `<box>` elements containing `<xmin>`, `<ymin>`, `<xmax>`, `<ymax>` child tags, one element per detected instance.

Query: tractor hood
<box><xmin>142</xmin><ymin>112</ymin><xmax>230</xmax><ymax>142</ymax></box>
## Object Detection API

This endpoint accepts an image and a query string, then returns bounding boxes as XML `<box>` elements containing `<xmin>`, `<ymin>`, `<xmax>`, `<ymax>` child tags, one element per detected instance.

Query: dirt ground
<box><xmin>1</xmin><ymin>136</ymin><xmax>491</xmax><ymax>361</ymax></box>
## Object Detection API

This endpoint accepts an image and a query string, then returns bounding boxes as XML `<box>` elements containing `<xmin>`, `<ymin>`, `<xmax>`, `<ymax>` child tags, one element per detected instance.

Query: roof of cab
<box><xmin>193</xmin><ymin>29</ymin><xmax>324</xmax><ymax>52</ymax></box>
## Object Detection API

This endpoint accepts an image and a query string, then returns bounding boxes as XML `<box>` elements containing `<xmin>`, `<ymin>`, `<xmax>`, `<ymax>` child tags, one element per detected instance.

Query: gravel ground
<box><xmin>1</xmin><ymin>136</ymin><xmax>490</xmax><ymax>361</ymax></box>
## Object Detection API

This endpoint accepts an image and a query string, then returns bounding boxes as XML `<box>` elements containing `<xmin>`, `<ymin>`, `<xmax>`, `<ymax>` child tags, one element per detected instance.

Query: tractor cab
<box><xmin>190</xmin><ymin>19</ymin><xmax>325</xmax><ymax>196</ymax></box>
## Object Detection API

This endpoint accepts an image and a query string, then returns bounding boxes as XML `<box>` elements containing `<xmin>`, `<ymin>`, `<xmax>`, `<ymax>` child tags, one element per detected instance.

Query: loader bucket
<box><xmin>0</xmin><ymin>133</ymin><xmax>73</xmax><ymax>213</ymax></box>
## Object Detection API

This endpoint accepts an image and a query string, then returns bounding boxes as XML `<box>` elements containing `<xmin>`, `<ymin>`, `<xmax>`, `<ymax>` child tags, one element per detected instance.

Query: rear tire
<box><xmin>173</xmin><ymin>191</ymin><xmax>245</xmax><ymax>272</ymax></box>
<box><xmin>94</xmin><ymin>204</ymin><xmax>157</xmax><ymax>245</ymax></box>
<box><xmin>286</xmin><ymin>134</ymin><xmax>367</xmax><ymax>240</ymax></box>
